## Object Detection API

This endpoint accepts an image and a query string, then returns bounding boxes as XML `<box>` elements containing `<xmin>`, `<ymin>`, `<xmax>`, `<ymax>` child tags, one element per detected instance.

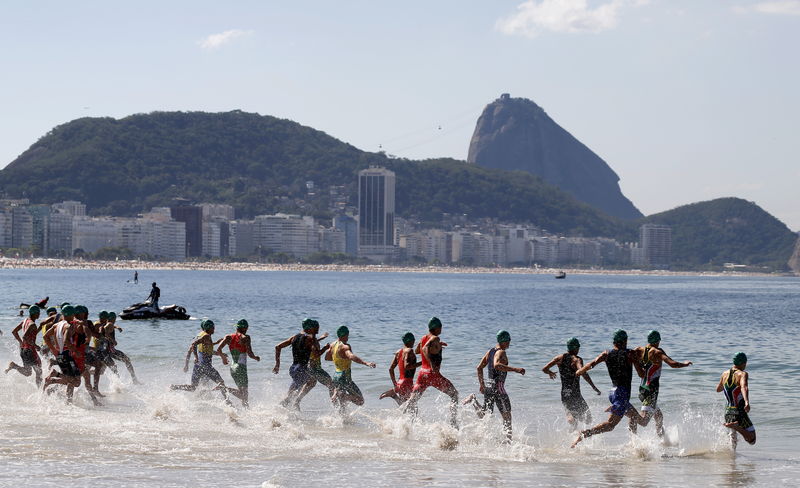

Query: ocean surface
<box><xmin>0</xmin><ymin>269</ymin><xmax>798</xmax><ymax>487</ymax></box>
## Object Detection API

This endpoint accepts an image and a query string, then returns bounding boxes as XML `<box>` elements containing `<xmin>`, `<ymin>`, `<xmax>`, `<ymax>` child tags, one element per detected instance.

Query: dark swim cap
<box><xmin>496</xmin><ymin>330</ymin><xmax>511</xmax><ymax>343</ymax></box>
<box><xmin>302</xmin><ymin>318</ymin><xmax>318</xmax><ymax>331</ymax></box>
<box><xmin>567</xmin><ymin>337</ymin><xmax>580</xmax><ymax>352</ymax></box>
<box><xmin>99</xmin><ymin>311</ymin><xmax>109</xmax><ymax>320</ymax></box>
<box><xmin>75</xmin><ymin>305</ymin><xmax>88</xmax><ymax>316</ymax></box>
<box><xmin>201</xmin><ymin>319</ymin><xmax>215</xmax><ymax>331</ymax></box>
<box><xmin>29</xmin><ymin>305</ymin><xmax>41</xmax><ymax>317</ymax></box>
<box><xmin>60</xmin><ymin>302</ymin><xmax>70</xmax><ymax>309</ymax></box>
<box><xmin>428</xmin><ymin>317</ymin><xmax>442</xmax><ymax>331</ymax></box>
<box><xmin>647</xmin><ymin>330</ymin><xmax>661</xmax><ymax>344</ymax></box>
<box><xmin>402</xmin><ymin>332</ymin><xmax>415</xmax><ymax>346</ymax></box>
<box><xmin>733</xmin><ymin>352</ymin><xmax>747</xmax><ymax>366</ymax></box>
<box><xmin>337</xmin><ymin>325</ymin><xmax>349</xmax><ymax>338</ymax></box>
<box><xmin>108</xmin><ymin>312</ymin><xmax>116</xmax><ymax>320</ymax></box>
<box><xmin>46</xmin><ymin>307</ymin><xmax>57</xmax><ymax>315</ymax></box>
<box><xmin>236</xmin><ymin>319</ymin><xmax>249</xmax><ymax>329</ymax></box>
<box><xmin>62</xmin><ymin>305</ymin><xmax>76</xmax><ymax>317</ymax></box>
<box><xmin>613</xmin><ymin>329</ymin><xmax>628</xmax><ymax>344</ymax></box>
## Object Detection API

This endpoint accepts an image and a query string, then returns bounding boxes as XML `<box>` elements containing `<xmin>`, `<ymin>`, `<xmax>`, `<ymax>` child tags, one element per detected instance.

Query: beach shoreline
<box><xmin>0</xmin><ymin>257</ymin><xmax>794</xmax><ymax>278</ymax></box>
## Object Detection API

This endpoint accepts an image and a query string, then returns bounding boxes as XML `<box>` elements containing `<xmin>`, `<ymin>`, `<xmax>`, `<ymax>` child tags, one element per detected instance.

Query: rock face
<box><xmin>789</xmin><ymin>236</ymin><xmax>800</xmax><ymax>274</ymax></box>
<box><xmin>467</xmin><ymin>94</ymin><xmax>642</xmax><ymax>219</ymax></box>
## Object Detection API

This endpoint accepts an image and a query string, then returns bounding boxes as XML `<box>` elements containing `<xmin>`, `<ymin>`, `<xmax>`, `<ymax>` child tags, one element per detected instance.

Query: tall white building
<box><xmin>52</xmin><ymin>201</ymin><xmax>86</xmax><ymax>217</ymax></box>
<box><xmin>47</xmin><ymin>212</ymin><xmax>74</xmax><ymax>256</ymax></box>
<box><xmin>72</xmin><ymin>217</ymin><xmax>121</xmax><ymax>253</ymax></box>
<box><xmin>229</xmin><ymin>220</ymin><xmax>256</xmax><ymax>257</ymax></box>
<box><xmin>200</xmin><ymin>203</ymin><xmax>235</xmax><ymax>221</ymax></box>
<box><xmin>255</xmin><ymin>214</ymin><xmax>320</xmax><ymax>258</ymax></box>
<box><xmin>640</xmin><ymin>224</ymin><xmax>672</xmax><ymax>268</ymax></box>
<box><xmin>202</xmin><ymin>221</ymin><xmax>222</xmax><ymax>257</ymax></box>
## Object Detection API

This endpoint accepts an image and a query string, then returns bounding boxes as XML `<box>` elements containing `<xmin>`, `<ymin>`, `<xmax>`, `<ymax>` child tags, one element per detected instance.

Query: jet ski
<box><xmin>120</xmin><ymin>301</ymin><xmax>190</xmax><ymax>320</ymax></box>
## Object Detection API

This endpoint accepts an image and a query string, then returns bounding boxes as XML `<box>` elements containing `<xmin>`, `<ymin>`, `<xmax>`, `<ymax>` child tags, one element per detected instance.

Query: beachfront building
<box><xmin>72</xmin><ymin>217</ymin><xmax>121</xmax><ymax>254</ymax></box>
<box><xmin>640</xmin><ymin>224</ymin><xmax>672</xmax><ymax>268</ymax></box>
<box><xmin>51</xmin><ymin>200</ymin><xmax>86</xmax><ymax>217</ymax></box>
<box><xmin>333</xmin><ymin>214</ymin><xmax>358</xmax><ymax>256</ymax></box>
<box><xmin>358</xmin><ymin>166</ymin><xmax>396</xmax><ymax>262</ymax></box>
<box><xmin>254</xmin><ymin>213</ymin><xmax>320</xmax><ymax>258</ymax></box>
<box><xmin>229</xmin><ymin>220</ymin><xmax>256</xmax><ymax>258</ymax></box>
<box><xmin>171</xmin><ymin>203</ymin><xmax>203</xmax><ymax>257</ymax></box>
<box><xmin>200</xmin><ymin>203</ymin><xmax>235</xmax><ymax>221</ymax></box>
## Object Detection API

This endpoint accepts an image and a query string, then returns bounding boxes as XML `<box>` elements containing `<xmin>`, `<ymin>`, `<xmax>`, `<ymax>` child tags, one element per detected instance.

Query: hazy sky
<box><xmin>2</xmin><ymin>1</ymin><xmax>798</xmax><ymax>230</ymax></box>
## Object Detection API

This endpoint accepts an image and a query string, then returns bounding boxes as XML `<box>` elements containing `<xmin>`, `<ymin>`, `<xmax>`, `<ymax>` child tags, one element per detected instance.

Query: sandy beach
<box><xmin>0</xmin><ymin>256</ymin><xmax>793</xmax><ymax>278</ymax></box>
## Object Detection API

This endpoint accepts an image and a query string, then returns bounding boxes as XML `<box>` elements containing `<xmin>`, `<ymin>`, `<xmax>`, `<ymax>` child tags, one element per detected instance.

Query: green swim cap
<box><xmin>428</xmin><ymin>317</ymin><xmax>442</xmax><ymax>331</ymax></box>
<box><xmin>28</xmin><ymin>305</ymin><xmax>41</xmax><ymax>317</ymax></box>
<box><xmin>402</xmin><ymin>332</ymin><xmax>415</xmax><ymax>346</ymax></box>
<box><xmin>337</xmin><ymin>325</ymin><xmax>349</xmax><ymax>338</ymax></box>
<box><xmin>647</xmin><ymin>330</ymin><xmax>661</xmax><ymax>344</ymax></box>
<box><xmin>75</xmin><ymin>305</ymin><xmax>88</xmax><ymax>316</ymax></box>
<box><xmin>46</xmin><ymin>307</ymin><xmax>57</xmax><ymax>315</ymax></box>
<box><xmin>302</xmin><ymin>318</ymin><xmax>318</xmax><ymax>331</ymax></box>
<box><xmin>201</xmin><ymin>319</ymin><xmax>215</xmax><ymax>331</ymax></box>
<box><xmin>60</xmin><ymin>302</ymin><xmax>70</xmax><ymax>309</ymax></box>
<box><xmin>733</xmin><ymin>352</ymin><xmax>747</xmax><ymax>366</ymax></box>
<box><xmin>496</xmin><ymin>330</ymin><xmax>511</xmax><ymax>343</ymax></box>
<box><xmin>62</xmin><ymin>305</ymin><xmax>76</xmax><ymax>316</ymax></box>
<box><xmin>99</xmin><ymin>311</ymin><xmax>109</xmax><ymax>320</ymax></box>
<box><xmin>613</xmin><ymin>329</ymin><xmax>628</xmax><ymax>344</ymax></box>
<box><xmin>567</xmin><ymin>337</ymin><xmax>580</xmax><ymax>352</ymax></box>
<box><xmin>236</xmin><ymin>319</ymin><xmax>249</xmax><ymax>330</ymax></box>
<box><xmin>108</xmin><ymin>311</ymin><xmax>116</xmax><ymax>320</ymax></box>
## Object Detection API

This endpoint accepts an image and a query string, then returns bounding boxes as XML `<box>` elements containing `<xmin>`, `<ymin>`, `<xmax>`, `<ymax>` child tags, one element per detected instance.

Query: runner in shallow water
<box><xmin>464</xmin><ymin>330</ymin><xmax>526</xmax><ymax>441</ymax></box>
<box><xmin>216</xmin><ymin>319</ymin><xmax>260</xmax><ymax>407</ymax></box>
<box><xmin>542</xmin><ymin>337</ymin><xmax>601</xmax><ymax>431</ymax></box>
<box><xmin>379</xmin><ymin>332</ymin><xmax>419</xmax><ymax>406</ymax></box>
<box><xmin>629</xmin><ymin>330</ymin><xmax>692</xmax><ymax>438</ymax></box>
<box><xmin>717</xmin><ymin>352</ymin><xmax>756</xmax><ymax>449</ymax></box>
<box><xmin>170</xmin><ymin>320</ymin><xmax>231</xmax><ymax>404</ymax></box>
<box><xmin>5</xmin><ymin>305</ymin><xmax>43</xmax><ymax>387</ymax></box>
<box><xmin>325</xmin><ymin>325</ymin><xmax>376</xmax><ymax>414</ymax></box>
<box><xmin>103</xmin><ymin>312</ymin><xmax>140</xmax><ymax>384</ymax></box>
<box><xmin>571</xmin><ymin>329</ymin><xmax>646</xmax><ymax>448</ymax></box>
<box><xmin>406</xmin><ymin>317</ymin><xmax>460</xmax><ymax>428</ymax></box>
<box><xmin>273</xmin><ymin>318</ymin><xmax>316</xmax><ymax>409</ymax></box>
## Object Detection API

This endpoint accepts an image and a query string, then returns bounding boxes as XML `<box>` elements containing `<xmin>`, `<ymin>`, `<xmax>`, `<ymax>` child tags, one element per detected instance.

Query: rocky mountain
<box><xmin>467</xmin><ymin>94</ymin><xmax>642</xmax><ymax>220</ymax></box>
<box><xmin>789</xmin><ymin>236</ymin><xmax>800</xmax><ymax>274</ymax></box>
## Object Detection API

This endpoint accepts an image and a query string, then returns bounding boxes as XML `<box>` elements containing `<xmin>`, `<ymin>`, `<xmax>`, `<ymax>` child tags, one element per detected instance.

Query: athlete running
<box><xmin>307</xmin><ymin>323</ymin><xmax>334</xmax><ymax>402</ymax></box>
<box><xmin>103</xmin><ymin>312</ymin><xmax>140</xmax><ymax>384</ymax></box>
<box><xmin>379</xmin><ymin>332</ymin><xmax>420</xmax><ymax>406</ymax></box>
<box><xmin>464</xmin><ymin>330</ymin><xmax>526</xmax><ymax>440</ymax></box>
<box><xmin>571</xmin><ymin>329</ymin><xmax>646</xmax><ymax>448</ymax></box>
<box><xmin>273</xmin><ymin>318</ymin><xmax>317</xmax><ymax>409</ymax></box>
<box><xmin>629</xmin><ymin>330</ymin><xmax>692</xmax><ymax>437</ymax></box>
<box><xmin>716</xmin><ymin>352</ymin><xmax>756</xmax><ymax>448</ymax></box>
<box><xmin>216</xmin><ymin>319</ymin><xmax>260</xmax><ymax>407</ymax></box>
<box><xmin>542</xmin><ymin>337</ymin><xmax>601</xmax><ymax>431</ymax></box>
<box><xmin>5</xmin><ymin>305</ymin><xmax>43</xmax><ymax>386</ymax></box>
<box><xmin>170</xmin><ymin>320</ymin><xmax>231</xmax><ymax>404</ymax></box>
<box><xmin>324</xmin><ymin>325</ymin><xmax>376</xmax><ymax>413</ymax></box>
<box><xmin>406</xmin><ymin>317</ymin><xmax>460</xmax><ymax>428</ymax></box>
<box><xmin>73</xmin><ymin>305</ymin><xmax>103</xmax><ymax>397</ymax></box>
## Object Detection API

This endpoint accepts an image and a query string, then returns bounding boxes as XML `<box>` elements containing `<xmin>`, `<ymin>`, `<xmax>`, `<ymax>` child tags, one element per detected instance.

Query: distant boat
<box><xmin>555</xmin><ymin>271</ymin><xmax>566</xmax><ymax>279</ymax></box>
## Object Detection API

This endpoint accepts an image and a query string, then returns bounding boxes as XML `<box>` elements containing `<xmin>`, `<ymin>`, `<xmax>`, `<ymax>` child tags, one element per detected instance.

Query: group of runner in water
<box><xmin>3</xmin><ymin>303</ymin><xmax>756</xmax><ymax>450</ymax></box>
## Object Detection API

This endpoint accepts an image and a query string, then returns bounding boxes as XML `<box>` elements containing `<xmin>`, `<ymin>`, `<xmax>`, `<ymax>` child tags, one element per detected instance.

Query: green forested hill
<box><xmin>0</xmin><ymin>110</ymin><xmax>621</xmax><ymax>236</ymax></box>
<box><xmin>645</xmin><ymin>198</ymin><xmax>797</xmax><ymax>269</ymax></box>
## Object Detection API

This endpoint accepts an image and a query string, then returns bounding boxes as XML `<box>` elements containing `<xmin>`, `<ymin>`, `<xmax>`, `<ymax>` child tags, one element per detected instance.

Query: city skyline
<box><xmin>1</xmin><ymin>2</ymin><xmax>798</xmax><ymax>230</ymax></box>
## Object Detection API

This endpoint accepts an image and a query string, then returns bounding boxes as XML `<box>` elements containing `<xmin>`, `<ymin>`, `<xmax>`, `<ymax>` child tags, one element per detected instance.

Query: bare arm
<box><xmin>493</xmin><ymin>349</ymin><xmax>525</xmax><ymax>375</ymax></box>
<box><xmin>542</xmin><ymin>354</ymin><xmax>561</xmax><ymax>380</ymax></box>
<box><xmin>11</xmin><ymin>322</ymin><xmax>23</xmax><ymax>345</ymax></box>
<box><xmin>576</xmin><ymin>351</ymin><xmax>607</xmax><ymax>377</ymax></box>
<box><xmin>659</xmin><ymin>350</ymin><xmax>692</xmax><ymax>368</ymax></box>
<box><xmin>388</xmin><ymin>350</ymin><xmax>400</xmax><ymax>387</ymax></box>
<box><xmin>216</xmin><ymin>336</ymin><xmax>231</xmax><ymax>362</ymax></box>
<box><xmin>577</xmin><ymin>357</ymin><xmax>601</xmax><ymax>394</ymax></box>
<box><xmin>184</xmin><ymin>337</ymin><xmax>202</xmax><ymax>371</ymax></box>
<box><xmin>245</xmin><ymin>336</ymin><xmax>260</xmax><ymax>361</ymax></box>
<box><xmin>422</xmin><ymin>336</ymin><xmax>440</xmax><ymax>372</ymax></box>
<box><xmin>630</xmin><ymin>349</ymin><xmax>645</xmax><ymax>378</ymax></box>
<box><xmin>476</xmin><ymin>351</ymin><xmax>489</xmax><ymax>393</ymax></box>
<box><xmin>716</xmin><ymin>372</ymin><xmax>726</xmax><ymax>392</ymax></box>
<box><xmin>740</xmin><ymin>371</ymin><xmax>751</xmax><ymax>412</ymax></box>
<box><xmin>344</xmin><ymin>345</ymin><xmax>376</xmax><ymax>368</ymax></box>
<box><xmin>272</xmin><ymin>336</ymin><xmax>293</xmax><ymax>373</ymax></box>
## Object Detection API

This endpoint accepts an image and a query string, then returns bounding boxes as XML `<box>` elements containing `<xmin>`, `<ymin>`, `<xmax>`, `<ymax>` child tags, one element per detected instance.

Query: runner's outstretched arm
<box><xmin>272</xmin><ymin>336</ymin><xmax>293</xmax><ymax>373</ymax></box>
<box><xmin>576</xmin><ymin>351</ymin><xmax>607</xmax><ymax>377</ymax></box>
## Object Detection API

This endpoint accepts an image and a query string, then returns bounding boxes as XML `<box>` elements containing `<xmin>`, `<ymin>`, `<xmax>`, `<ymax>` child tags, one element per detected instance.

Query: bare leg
<box><xmin>724</xmin><ymin>422</ymin><xmax>756</xmax><ymax>445</ymax></box>
<box><xmin>501</xmin><ymin>411</ymin><xmax>513</xmax><ymax>441</ymax></box>
<box><xmin>572</xmin><ymin>413</ymin><xmax>623</xmax><ymax>448</ymax></box>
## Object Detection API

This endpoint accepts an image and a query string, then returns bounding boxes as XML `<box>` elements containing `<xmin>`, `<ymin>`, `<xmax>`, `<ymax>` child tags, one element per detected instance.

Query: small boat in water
<box><xmin>120</xmin><ymin>302</ymin><xmax>190</xmax><ymax>320</ymax></box>
<box><xmin>555</xmin><ymin>271</ymin><xmax>566</xmax><ymax>279</ymax></box>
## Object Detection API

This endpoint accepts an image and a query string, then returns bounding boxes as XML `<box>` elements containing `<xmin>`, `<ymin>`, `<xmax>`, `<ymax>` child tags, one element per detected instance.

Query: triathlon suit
<box><xmin>559</xmin><ymin>353</ymin><xmax>590</xmax><ymax>421</ymax></box>
<box><xmin>288</xmin><ymin>333</ymin><xmax>312</xmax><ymax>391</ymax></box>
<box><xmin>483</xmin><ymin>347</ymin><xmax>511</xmax><ymax>414</ymax></box>
<box><xmin>394</xmin><ymin>348</ymin><xmax>416</xmax><ymax>400</ymax></box>
<box><xmin>723</xmin><ymin>368</ymin><xmax>755</xmax><ymax>432</ymax></box>
<box><xmin>412</xmin><ymin>334</ymin><xmax>455</xmax><ymax>394</ymax></box>
<box><xmin>19</xmin><ymin>318</ymin><xmax>41</xmax><ymax>368</ymax></box>
<box><xmin>54</xmin><ymin>320</ymin><xmax>80</xmax><ymax>377</ymax></box>
<box><xmin>639</xmin><ymin>346</ymin><xmax>662</xmax><ymax>412</ymax></box>
<box><xmin>93</xmin><ymin>323</ymin><xmax>113</xmax><ymax>366</ymax></box>
<box><xmin>332</xmin><ymin>340</ymin><xmax>362</xmax><ymax>397</ymax></box>
<box><xmin>228</xmin><ymin>332</ymin><xmax>249</xmax><ymax>389</ymax></box>
<box><xmin>191</xmin><ymin>331</ymin><xmax>224</xmax><ymax>386</ymax></box>
<box><xmin>71</xmin><ymin>322</ymin><xmax>88</xmax><ymax>374</ymax></box>
<box><xmin>83</xmin><ymin>320</ymin><xmax>99</xmax><ymax>366</ymax></box>
<box><xmin>309</xmin><ymin>340</ymin><xmax>333</xmax><ymax>388</ymax></box>
<box><xmin>606</xmin><ymin>348</ymin><xmax>634</xmax><ymax>417</ymax></box>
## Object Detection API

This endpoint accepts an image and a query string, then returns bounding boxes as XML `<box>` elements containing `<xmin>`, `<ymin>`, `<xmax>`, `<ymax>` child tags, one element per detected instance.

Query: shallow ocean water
<box><xmin>1</xmin><ymin>268</ymin><xmax>798</xmax><ymax>487</ymax></box>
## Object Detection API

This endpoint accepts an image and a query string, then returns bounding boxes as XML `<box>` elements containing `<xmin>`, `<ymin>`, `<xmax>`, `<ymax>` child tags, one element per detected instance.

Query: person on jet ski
<box><xmin>147</xmin><ymin>282</ymin><xmax>160</xmax><ymax>311</ymax></box>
